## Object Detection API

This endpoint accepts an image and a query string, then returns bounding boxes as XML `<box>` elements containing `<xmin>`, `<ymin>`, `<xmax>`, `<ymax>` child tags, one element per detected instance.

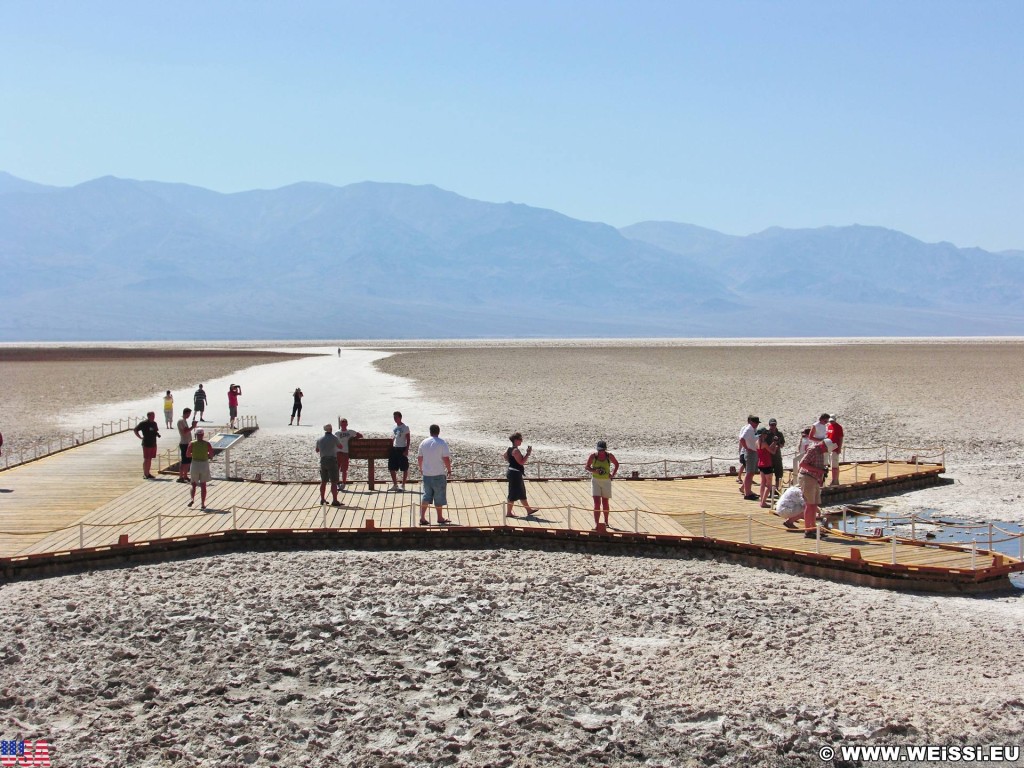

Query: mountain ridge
<box><xmin>1</xmin><ymin>173</ymin><xmax>1021</xmax><ymax>340</ymax></box>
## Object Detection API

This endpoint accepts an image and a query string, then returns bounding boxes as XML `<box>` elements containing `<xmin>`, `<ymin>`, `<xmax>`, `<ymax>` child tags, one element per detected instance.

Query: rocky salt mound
<box><xmin>2</xmin><ymin>550</ymin><xmax>1022</xmax><ymax>767</ymax></box>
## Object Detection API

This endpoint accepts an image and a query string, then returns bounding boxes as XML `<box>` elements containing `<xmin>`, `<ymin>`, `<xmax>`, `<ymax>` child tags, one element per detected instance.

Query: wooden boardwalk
<box><xmin>2</xmin><ymin>433</ymin><xmax>1020</xmax><ymax>591</ymax></box>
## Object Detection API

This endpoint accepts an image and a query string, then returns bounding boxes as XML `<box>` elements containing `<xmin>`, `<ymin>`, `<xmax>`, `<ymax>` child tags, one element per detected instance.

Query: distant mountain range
<box><xmin>2</xmin><ymin>171</ymin><xmax>1022</xmax><ymax>340</ymax></box>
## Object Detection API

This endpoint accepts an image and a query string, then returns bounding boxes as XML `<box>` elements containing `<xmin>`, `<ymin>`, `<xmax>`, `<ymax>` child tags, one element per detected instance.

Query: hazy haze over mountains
<box><xmin>2</xmin><ymin>172</ymin><xmax>1022</xmax><ymax>340</ymax></box>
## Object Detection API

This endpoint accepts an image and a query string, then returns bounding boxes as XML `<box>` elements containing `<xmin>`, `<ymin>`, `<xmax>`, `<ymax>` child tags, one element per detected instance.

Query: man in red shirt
<box><xmin>826</xmin><ymin>416</ymin><xmax>844</xmax><ymax>485</ymax></box>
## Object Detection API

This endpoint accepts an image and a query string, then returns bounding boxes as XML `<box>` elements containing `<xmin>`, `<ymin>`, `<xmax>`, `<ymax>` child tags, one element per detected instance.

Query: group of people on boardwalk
<box><xmin>738</xmin><ymin>413</ymin><xmax>845</xmax><ymax>538</ymax></box>
<box><xmin>160</xmin><ymin>383</ymin><xmax>243</xmax><ymax>430</ymax></box>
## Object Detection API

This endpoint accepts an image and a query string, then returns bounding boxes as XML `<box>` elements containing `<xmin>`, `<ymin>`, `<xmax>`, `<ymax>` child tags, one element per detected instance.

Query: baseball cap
<box><xmin>768</xmin><ymin>418</ymin><xmax>777</xmax><ymax>425</ymax></box>
<box><xmin>596</xmin><ymin>440</ymin><xmax>608</xmax><ymax>451</ymax></box>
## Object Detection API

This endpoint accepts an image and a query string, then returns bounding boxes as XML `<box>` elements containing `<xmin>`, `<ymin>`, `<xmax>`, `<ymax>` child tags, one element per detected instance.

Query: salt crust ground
<box><xmin>2</xmin><ymin>550</ymin><xmax>1022</xmax><ymax>767</ymax></box>
<box><xmin>2</xmin><ymin>342</ymin><xmax>1023</xmax><ymax>765</ymax></box>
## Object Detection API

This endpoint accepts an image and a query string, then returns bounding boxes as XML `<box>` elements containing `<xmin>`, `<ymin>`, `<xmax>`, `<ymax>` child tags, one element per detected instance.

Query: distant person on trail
<box><xmin>586</xmin><ymin>440</ymin><xmax>619</xmax><ymax>529</ymax></box>
<box><xmin>227</xmin><ymin>384</ymin><xmax>242</xmax><ymax>429</ymax></box>
<box><xmin>163</xmin><ymin>390</ymin><xmax>174</xmax><ymax>429</ymax></box>
<box><xmin>186</xmin><ymin>428</ymin><xmax>213</xmax><ymax>510</ymax></box>
<box><xmin>289</xmin><ymin>388</ymin><xmax>304</xmax><ymax>425</ymax></box>
<box><xmin>177</xmin><ymin>407</ymin><xmax>194</xmax><ymax>483</ymax></box>
<box><xmin>133</xmin><ymin>411</ymin><xmax>161</xmax><ymax>479</ymax></box>
<box><xmin>739</xmin><ymin>415</ymin><xmax>760</xmax><ymax>500</ymax></box>
<box><xmin>193</xmin><ymin>384</ymin><xmax>208</xmax><ymax>422</ymax></box>
<box><xmin>417</xmin><ymin>424</ymin><xmax>452</xmax><ymax>525</ymax></box>
<box><xmin>315</xmin><ymin>424</ymin><xmax>342</xmax><ymax>506</ymax></box>
<box><xmin>388</xmin><ymin>411</ymin><xmax>411</xmax><ymax>491</ymax></box>
<box><xmin>827</xmin><ymin>416</ymin><xmax>844</xmax><ymax>485</ymax></box>
<box><xmin>505</xmin><ymin>432</ymin><xmax>539</xmax><ymax>518</ymax></box>
<box><xmin>335</xmin><ymin>418</ymin><xmax>363</xmax><ymax>487</ymax></box>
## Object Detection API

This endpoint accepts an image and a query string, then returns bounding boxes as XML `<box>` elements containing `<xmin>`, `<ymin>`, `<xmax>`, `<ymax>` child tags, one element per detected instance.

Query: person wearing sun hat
<box><xmin>585</xmin><ymin>440</ymin><xmax>619</xmax><ymax>529</ymax></box>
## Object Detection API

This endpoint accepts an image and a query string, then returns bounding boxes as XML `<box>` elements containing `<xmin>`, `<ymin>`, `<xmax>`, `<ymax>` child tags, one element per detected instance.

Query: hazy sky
<box><xmin>2</xmin><ymin>1</ymin><xmax>1021</xmax><ymax>250</ymax></box>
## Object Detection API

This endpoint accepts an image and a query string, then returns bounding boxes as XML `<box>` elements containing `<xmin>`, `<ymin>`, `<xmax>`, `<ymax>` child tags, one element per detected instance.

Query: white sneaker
<box><xmin>389</xmin><ymin>484</ymin><xmax>400</xmax><ymax>492</ymax></box>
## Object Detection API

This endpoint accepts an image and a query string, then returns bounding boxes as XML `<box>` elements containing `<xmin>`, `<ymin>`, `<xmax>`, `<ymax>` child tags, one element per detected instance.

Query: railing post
<box><xmin>842</xmin><ymin>508</ymin><xmax>847</xmax><ymax>534</ymax></box>
<box><xmin>566</xmin><ymin>505</ymin><xmax>572</xmax><ymax>531</ymax></box>
<box><xmin>92</xmin><ymin>426</ymin><xmax>96</xmax><ymax>440</ymax></box>
<box><xmin>971</xmin><ymin>540</ymin><xmax>977</xmax><ymax>570</ymax></box>
<box><xmin>911</xmin><ymin>516</ymin><xmax>916</xmax><ymax>541</ymax></box>
<box><xmin>885</xmin><ymin>446</ymin><xmax>890</xmax><ymax>479</ymax></box>
<box><xmin>1019</xmin><ymin>532</ymin><xmax>1023</xmax><ymax>563</ymax></box>
<box><xmin>854</xmin><ymin>463</ymin><xmax>858</xmax><ymax>483</ymax></box>
<box><xmin>663</xmin><ymin>459</ymin><xmax>668</xmax><ymax>478</ymax></box>
<box><xmin>747</xmin><ymin>514</ymin><xmax>752</xmax><ymax>544</ymax></box>
<box><xmin>277</xmin><ymin>461</ymin><xmax>282</xmax><ymax>483</ymax></box>
<box><xmin>79</xmin><ymin>524</ymin><xmax>85</xmax><ymax>549</ymax></box>
<box><xmin>891</xmin><ymin>534</ymin><xmax>897</xmax><ymax>565</ymax></box>
<box><xmin>988</xmin><ymin>523</ymin><xmax>993</xmax><ymax>551</ymax></box>
<box><xmin>633</xmin><ymin>507</ymin><xmax>638</xmax><ymax>534</ymax></box>
<box><xmin>232</xmin><ymin>506</ymin><xmax>237</xmax><ymax>530</ymax></box>
<box><xmin>157</xmin><ymin>514</ymin><xmax>163</xmax><ymax>539</ymax></box>
<box><xmin>815</xmin><ymin>525</ymin><xmax>821</xmax><ymax>554</ymax></box>
<box><xmin>709</xmin><ymin>456</ymin><xmax>714</xmax><ymax>474</ymax></box>
<box><xmin>701</xmin><ymin>510</ymin><xmax>707</xmax><ymax>538</ymax></box>
<box><xmin>322</xmin><ymin>506</ymin><xmax>327</xmax><ymax>529</ymax></box>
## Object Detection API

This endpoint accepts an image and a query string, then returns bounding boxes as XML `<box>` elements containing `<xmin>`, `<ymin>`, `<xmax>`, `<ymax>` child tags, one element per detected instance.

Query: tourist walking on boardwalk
<box><xmin>133</xmin><ymin>411</ymin><xmax>161</xmax><ymax>479</ymax></box>
<box><xmin>796</xmin><ymin>434</ymin><xmax>835</xmax><ymax>538</ymax></box>
<box><xmin>176</xmin><ymin>407</ymin><xmax>194</xmax><ymax>483</ymax></box>
<box><xmin>505</xmin><ymin>432</ymin><xmax>540</xmax><ymax>518</ymax></box>
<box><xmin>738</xmin><ymin>416</ymin><xmax>760</xmax><ymax>500</ymax></box>
<box><xmin>162</xmin><ymin>390</ymin><xmax>174</xmax><ymax>429</ymax></box>
<box><xmin>586</xmin><ymin>440</ymin><xmax>619</xmax><ymax>528</ymax></box>
<box><xmin>193</xmin><ymin>384</ymin><xmax>208</xmax><ymax>422</ymax></box>
<box><xmin>417</xmin><ymin>424</ymin><xmax>452</xmax><ymax>525</ymax></box>
<box><xmin>186</xmin><ymin>428</ymin><xmax>213</xmax><ymax>510</ymax></box>
<box><xmin>827</xmin><ymin>416</ymin><xmax>844</xmax><ymax>485</ymax></box>
<box><xmin>766</xmin><ymin>418</ymin><xmax>785</xmax><ymax>491</ymax></box>
<box><xmin>227</xmin><ymin>384</ymin><xmax>242</xmax><ymax>429</ymax></box>
<box><xmin>315</xmin><ymin>424</ymin><xmax>342</xmax><ymax>506</ymax></box>
<box><xmin>335</xmin><ymin>418</ymin><xmax>363</xmax><ymax>487</ymax></box>
<box><xmin>388</xmin><ymin>411</ymin><xmax>411</xmax><ymax>491</ymax></box>
<box><xmin>756</xmin><ymin>427</ymin><xmax>779</xmax><ymax>508</ymax></box>
<box><xmin>289</xmin><ymin>387</ymin><xmax>303</xmax><ymax>425</ymax></box>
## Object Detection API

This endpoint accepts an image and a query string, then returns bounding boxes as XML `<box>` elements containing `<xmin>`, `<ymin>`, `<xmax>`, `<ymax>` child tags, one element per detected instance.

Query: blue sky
<box><xmin>2</xmin><ymin>0</ymin><xmax>1022</xmax><ymax>250</ymax></box>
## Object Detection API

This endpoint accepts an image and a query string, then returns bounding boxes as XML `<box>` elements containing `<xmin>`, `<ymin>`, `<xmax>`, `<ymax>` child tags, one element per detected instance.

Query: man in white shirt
<box><xmin>335</xmin><ymin>417</ymin><xmax>364</xmax><ymax>487</ymax></box>
<box><xmin>417</xmin><ymin>424</ymin><xmax>452</xmax><ymax>525</ymax></box>
<box><xmin>738</xmin><ymin>416</ymin><xmax>760</xmax><ymax>500</ymax></box>
<box><xmin>389</xmin><ymin>411</ymin><xmax>411</xmax><ymax>491</ymax></box>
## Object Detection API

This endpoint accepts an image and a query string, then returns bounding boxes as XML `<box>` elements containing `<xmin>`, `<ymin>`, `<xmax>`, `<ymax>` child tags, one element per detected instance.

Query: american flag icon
<box><xmin>0</xmin><ymin>740</ymin><xmax>50</xmax><ymax>767</ymax></box>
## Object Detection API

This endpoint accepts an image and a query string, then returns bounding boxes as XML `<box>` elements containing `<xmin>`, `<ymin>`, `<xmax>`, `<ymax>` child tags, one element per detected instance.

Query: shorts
<box><xmin>229</xmin><ymin>405</ymin><xmax>238</xmax><ymax>417</ymax></box>
<box><xmin>507</xmin><ymin>470</ymin><xmax>527</xmax><ymax>502</ymax></box>
<box><xmin>142</xmin><ymin>445</ymin><xmax>157</xmax><ymax>459</ymax></box>
<box><xmin>194</xmin><ymin>401</ymin><xmax>205</xmax><ymax>412</ymax></box>
<box><xmin>320</xmin><ymin>455</ymin><xmax>340</xmax><ymax>486</ymax></box>
<box><xmin>190</xmin><ymin>460</ymin><xmax>211</xmax><ymax>483</ymax></box>
<box><xmin>336</xmin><ymin>452</ymin><xmax>350</xmax><ymax>473</ymax></box>
<box><xmin>591</xmin><ymin>477</ymin><xmax>612</xmax><ymax>499</ymax></box>
<box><xmin>179</xmin><ymin>444</ymin><xmax>192</xmax><ymax>465</ymax></box>
<box><xmin>388</xmin><ymin>447</ymin><xmax>409</xmax><ymax>473</ymax></box>
<box><xmin>798</xmin><ymin>472</ymin><xmax>822</xmax><ymax>505</ymax></box>
<box><xmin>829</xmin><ymin>449</ymin><xmax>841</xmax><ymax>469</ymax></box>
<box><xmin>421</xmin><ymin>475</ymin><xmax>448</xmax><ymax>506</ymax></box>
<box><xmin>738</xmin><ymin>452</ymin><xmax>746</xmax><ymax>468</ymax></box>
<box><xmin>758</xmin><ymin>464</ymin><xmax>774</xmax><ymax>475</ymax></box>
<box><xmin>745</xmin><ymin>451</ymin><xmax>758</xmax><ymax>474</ymax></box>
